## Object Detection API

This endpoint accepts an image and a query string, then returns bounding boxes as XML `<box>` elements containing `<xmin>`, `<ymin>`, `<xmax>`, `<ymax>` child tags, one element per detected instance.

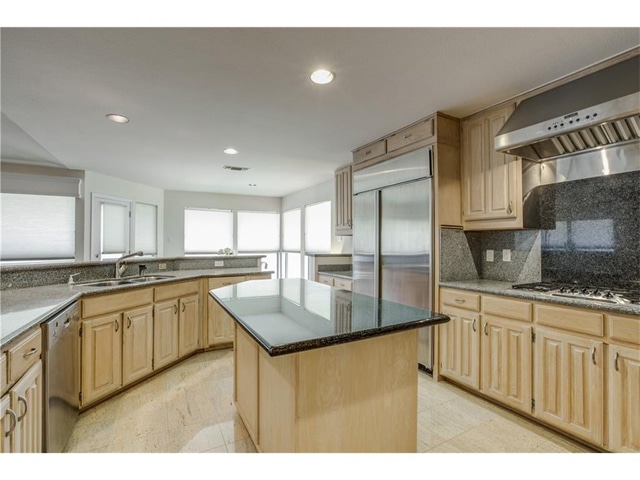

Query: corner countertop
<box><xmin>318</xmin><ymin>270</ymin><xmax>353</xmax><ymax>280</ymax></box>
<box><xmin>1</xmin><ymin>268</ymin><xmax>272</xmax><ymax>348</ymax></box>
<box><xmin>210</xmin><ymin>278</ymin><xmax>449</xmax><ymax>356</ymax></box>
<box><xmin>438</xmin><ymin>280</ymin><xmax>640</xmax><ymax>316</ymax></box>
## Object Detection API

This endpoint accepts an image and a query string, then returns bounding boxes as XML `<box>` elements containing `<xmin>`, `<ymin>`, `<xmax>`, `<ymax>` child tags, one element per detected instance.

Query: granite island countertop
<box><xmin>210</xmin><ymin>278</ymin><xmax>449</xmax><ymax>356</ymax></box>
<box><xmin>1</xmin><ymin>268</ymin><xmax>272</xmax><ymax>347</ymax></box>
<box><xmin>438</xmin><ymin>280</ymin><xmax>640</xmax><ymax>316</ymax></box>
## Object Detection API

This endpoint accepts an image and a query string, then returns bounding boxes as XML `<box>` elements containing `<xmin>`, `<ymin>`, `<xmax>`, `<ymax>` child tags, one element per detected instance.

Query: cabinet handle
<box><xmin>484</xmin><ymin>322</ymin><xmax>488</xmax><ymax>335</ymax></box>
<box><xmin>507</xmin><ymin>201</ymin><xmax>513</xmax><ymax>215</ymax></box>
<box><xmin>127</xmin><ymin>317</ymin><xmax>131</xmax><ymax>328</ymax></box>
<box><xmin>454</xmin><ymin>298</ymin><xmax>465</xmax><ymax>304</ymax></box>
<box><xmin>404</xmin><ymin>133</ymin><xmax>413</xmax><ymax>139</ymax></box>
<box><xmin>23</xmin><ymin>347</ymin><xmax>38</xmax><ymax>358</ymax></box>
<box><xmin>591</xmin><ymin>346</ymin><xmax>596</xmax><ymax>365</ymax></box>
<box><xmin>174</xmin><ymin>304</ymin><xmax>178</xmax><ymax>314</ymax></box>
<box><xmin>17</xmin><ymin>396</ymin><xmax>28</xmax><ymax>421</ymax></box>
<box><xmin>5</xmin><ymin>408</ymin><xmax>17</xmax><ymax>437</ymax></box>
<box><xmin>472</xmin><ymin>319</ymin><xmax>477</xmax><ymax>332</ymax></box>
<box><xmin>115</xmin><ymin>319</ymin><xmax>119</xmax><ymax>332</ymax></box>
<box><xmin>614</xmin><ymin>352</ymin><xmax>619</xmax><ymax>371</ymax></box>
<box><xmin>181</xmin><ymin>303</ymin><xmax>186</xmax><ymax>312</ymax></box>
<box><xmin>365</xmin><ymin>150</ymin><xmax>372</xmax><ymax>155</ymax></box>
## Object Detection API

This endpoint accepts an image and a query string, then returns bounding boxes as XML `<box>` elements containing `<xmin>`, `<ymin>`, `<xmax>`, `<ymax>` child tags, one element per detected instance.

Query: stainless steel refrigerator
<box><xmin>352</xmin><ymin>146</ymin><xmax>434</xmax><ymax>371</ymax></box>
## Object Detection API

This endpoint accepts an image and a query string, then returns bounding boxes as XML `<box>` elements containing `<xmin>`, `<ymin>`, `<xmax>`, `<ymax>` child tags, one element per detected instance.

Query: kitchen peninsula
<box><xmin>209</xmin><ymin>278</ymin><xmax>450</xmax><ymax>452</ymax></box>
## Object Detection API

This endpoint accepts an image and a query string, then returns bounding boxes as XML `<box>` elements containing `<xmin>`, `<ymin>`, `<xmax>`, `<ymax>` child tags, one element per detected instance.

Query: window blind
<box><xmin>282</xmin><ymin>208</ymin><xmax>301</xmax><ymax>252</ymax></box>
<box><xmin>238</xmin><ymin>211</ymin><xmax>280</xmax><ymax>252</ymax></box>
<box><xmin>135</xmin><ymin>203</ymin><xmax>158</xmax><ymax>255</ymax></box>
<box><xmin>101</xmin><ymin>202</ymin><xmax>129</xmax><ymax>255</ymax></box>
<box><xmin>304</xmin><ymin>201</ymin><xmax>331</xmax><ymax>253</ymax></box>
<box><xmin>184</xmin><ymin>208</ymin><xmax>233</xmax><ymax>254</ymax></box>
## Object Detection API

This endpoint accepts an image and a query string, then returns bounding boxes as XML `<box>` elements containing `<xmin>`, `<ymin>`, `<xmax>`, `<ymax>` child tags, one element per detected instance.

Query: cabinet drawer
<box><xmin>440</xmin><ymin>288</ymin><xmax>480</xmax><ymax>311</ymax></box>
<box><xmin>0</xmin><ymin>352</ymin><xmax>7</xmax><ymax>394</ymax></box>
<box><xmin>7</xmin><ymin>328</ymin><xmax>41</xmax><ymax>384</ymax></box>
<box><xmin>607</xmin><ymin>314</ymin><xmax>640</xmax><ymax>345</ymax></box>
<box><xmin>353</xmin><ymin>139</ymin><xmax>386</xmax><ymax>164</ymax></box>
<box><xmin>154</xmin><ymin>280</ymin><xmax>199</xmax><ymax>302</ymax></box>
<box><xmin>534</xmin><ymin>304</ymin><xmax>604</xmax><ymax>337</ymax></box>
<box><xmin>82</xmin><ymin>288</ymin><xmax>153</xmax><ymax>318</ymax></box>
<box><xmin>317</xmin><ymin>275</ymin><xmax>334</xmax><ymax>286</ymax></box>
<box><xmin>334</xmin><ymin>278</ymin><xmax>353</xmax><ymax>291</ymax></box>
<box><xmin>387</xmin><ymin>117</ymin><xmax>435</xmax><ymax>152</ymax></box>
<box><xmin>482</xmin><ymin>295</ymin><xmax>532</xmax><ymax>322</ymax></box>
<box><xmin>209</xmin><ymin>276</ymin><xmax>246</xmax><ymax>289</ymax></box>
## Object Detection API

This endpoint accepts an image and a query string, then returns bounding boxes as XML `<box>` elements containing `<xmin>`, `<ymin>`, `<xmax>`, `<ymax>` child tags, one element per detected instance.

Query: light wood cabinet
<box><xmin>178</xmin><ymin>294</ymin><xmax>199</xmax><ymax>357</ymax></box>
<box><xmin>461</xmin><ymin>103</ymin><xmax>522</xmax><ymax>230</ymax></box>
<box><xmin>207</xmin><ymin>276</ymin><xmax>246</xmax><ymax>347</ymax></box>
<box><xmin>316</xmin><ymin>274</ymin><xmax>334</xmax><ymax>286</ymax></box>
<box><xmin>81</xmin><ymin>313</ymin><xmax>122</xmax><ymax>406</ymax></box>
<box><xmin>153</xmin><ymin>300</ymin><xmax>179</xmax><ymax>369</ymax></box>
<box><xmin>439</xmin><ymin>304</ymin><xmax>480</xmax><ymax>390</ymax></box>
<box><xmin>1</xmin><ymin>327</ymin><xmax>43</xmax><ymax>454</ymax></box>
<box><xmin>335</xmin><ymin>165</ymin><xmax>352</xmax><ymax>236</ymax></box>
<box><xmin>607</xmin><ymin>343</ymin><xmax>640</xmax><ymax>452</ymax></box>
<box><xmin>122</xmin><ymin>305</ymin><xmax>154</xmax><ymax>386</ymax></box>
<box><xmin>481</xmin><ymin>314</ymin><xmax>532</xmax><ymax>414</ymax></box>
<box><xmin>534</xmin><ymin>326</ymin><xmax>603</xmax><ymax>446</ymax></box>
<box><xmin>234</xmin><ymin>324</ymin><xmax>259</xmax><ymax>441</ymax></box>
<box><xmin>353</xmin><ymin>139</ymin><xmax>386</xmax><ymax>165</ymax></box>
<box><xmin>0</xmin><ymin>353</ymin><xmax>6</xmax><ymax>395</ymax></box>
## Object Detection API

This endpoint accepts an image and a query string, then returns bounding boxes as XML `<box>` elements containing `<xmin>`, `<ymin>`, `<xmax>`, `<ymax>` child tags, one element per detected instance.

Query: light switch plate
<box><xmin>486</xmin><ymin>250</ymin><xmax>494</xmax><ymax>262</ymax></box>
<box><xmin>502</xmin><ymin>249</ymin><xmax>512</xmax><ymax>262</ymax></box>
<box><xmin>215</xmin><ymin>261</ymin><xmax>224</xmax><ymax>267</ymax></box>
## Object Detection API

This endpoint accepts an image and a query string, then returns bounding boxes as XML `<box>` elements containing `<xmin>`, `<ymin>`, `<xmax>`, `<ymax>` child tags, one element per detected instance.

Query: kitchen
<box><xmin>3</xmin><ymin>14</ymin><xmax>637</xmax><ymax>472</ymax></box>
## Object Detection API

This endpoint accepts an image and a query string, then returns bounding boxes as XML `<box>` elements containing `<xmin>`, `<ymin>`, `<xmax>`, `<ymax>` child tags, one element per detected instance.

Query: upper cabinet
<box><xmin>334</xmin><ymin>165</ymin><xmax>353</xmax><ymax>235</ymax></box>
<box><xmin>461</xmin><ymin>103</ymin><xmax>523</xmax><ymax>230</ymax></box>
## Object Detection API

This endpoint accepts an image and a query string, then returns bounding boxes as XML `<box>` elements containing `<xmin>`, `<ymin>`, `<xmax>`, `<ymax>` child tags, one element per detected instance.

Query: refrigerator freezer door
<box><xmin>353</xmin><ymin>190</ymin><xmax>377</xmax><ymax>297</ymax></box>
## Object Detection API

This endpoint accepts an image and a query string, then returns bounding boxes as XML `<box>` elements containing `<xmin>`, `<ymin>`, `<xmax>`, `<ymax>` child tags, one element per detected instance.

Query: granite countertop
<box><xmin>210</xmin><ymin>278</ymin><xmax>449</xmax><ymax>356</ymax></box>
<box><xmin>0</xmin><ymin>268</ymin><xmax>272</xmax><ymax>347</ymax></box>
<box><xmin>438</xmin><ymin>280</ymin><xmax>640</xmax><ymax>316</ymax></box>
<box><xmin>318</xmin><ymin>270</ymin><xmax>353</xmax><ymax>280</ymax></box>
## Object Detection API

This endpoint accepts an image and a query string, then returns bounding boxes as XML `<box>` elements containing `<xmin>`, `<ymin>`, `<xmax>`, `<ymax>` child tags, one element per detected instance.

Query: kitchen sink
<box><xmin>79</xmin><ymin>279</ymin><xmax>137</xmax><ymax>287</ymax></box>
<box><xmin>125</xmin><ymin>275</ymin><xmax>175</xmax><ymax>282</ymax></box>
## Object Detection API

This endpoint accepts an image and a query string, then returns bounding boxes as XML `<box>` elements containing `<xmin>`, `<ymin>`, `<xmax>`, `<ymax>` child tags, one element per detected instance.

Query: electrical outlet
<box><xmin>502</xmin><ymin>249</ymin><xmax>512</xmax><ymax>262</ymax></box>
<box><xmin>215</xmin><ymin>261</ymin><xmax>224</xmax><ymax>267</ymax></box>
<box><xmin>486</xmin><ymin>249</ymin><xmax>494</xmax><ymax>262</ymax></box>
<box><xmin>158</xmin><ymin>263</ymin><xmax>167</xmax><ymax>270</ymax></box>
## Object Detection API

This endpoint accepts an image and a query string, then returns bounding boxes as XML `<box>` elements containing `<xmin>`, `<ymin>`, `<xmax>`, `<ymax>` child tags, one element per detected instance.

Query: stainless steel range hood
<box><xmin>495</xmin><ymin>55</ymin><xmax>640</xmax><ymax>161</ymax></box>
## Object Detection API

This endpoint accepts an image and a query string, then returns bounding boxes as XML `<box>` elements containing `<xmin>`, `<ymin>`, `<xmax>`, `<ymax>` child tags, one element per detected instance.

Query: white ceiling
<box><xmin>1</xmin><ymin>27</ymin><xmax>639</xmax><ymax>197</ymax></box>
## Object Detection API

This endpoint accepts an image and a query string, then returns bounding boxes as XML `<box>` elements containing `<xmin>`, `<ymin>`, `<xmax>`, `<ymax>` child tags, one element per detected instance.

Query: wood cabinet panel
<box><xmin>439</xmin><ymin>305</ymin><xmax>480</xmax><ymax>389</ymax></box>
<box><xmin>208</xmin><ymin>276</ymin><xmax>247</xmax><ymax>347</ymax></box>
<box><xmin>607</xmin><ymin>314</ymin><xmax>640</xmax><ymax>346</ymax></box>
<box><xmin>440</xmin><ymin>288</ymin><xmax>480</xmax><ymax>311</ymax></box>
<box><xmin>534</xmin><ymin>327</ymin><xmax>603</xmax><ymax>445</ymax></box>
<box><xmin>6</xmin><ymin>328</ymin><xmax>41</xmax><ymax>384</ymax></box>
<box><xmin>317</xmin><ymin>274</ymin><xmax>334</xmax><ymax>286</ymax></box>
<box><xmin>154</xmin><ymin>280</ymin><xmax>199</xmax><ymax>302</ymax></box>
<box><xmin>82</xmin><ymin>288</ymin><xmax>153</xmax><ymax>318</ymax></box>
<box><xmin>153</xmin><ymin>300</ymin><xmax>179</xmax><ymax>370</ymax></box>
<box><xmin>122</xmin><ymin>305</ymin><xmax>154</xmax><ymax>386</ymax></box>
<box><xmin>335</xmin><ymin>165</ymin><xmax>353</xmax><ymax>235</ymax></box>
<box><xmin>0</xmin><ymin>353</ymin><xmax>6</xmax><ymax>396</ymax></box>
<box><xmin>535</xmin><ymin>304</ymin><xmax>604</xmax><ymax>337</ymax></box>
<box><xmin>483</xmin><ymin>295</ymin><xmax>532</xmax><ymax>322</ymax></box>
<box><xmin>607</xmin><ymin>344</ymin><xmax>640</xmax><ymax>452</ymax></box>
<box><xmin>10</xmin><ymin>361</ymin><xmax>42</xmax><ymax>453</ymax></box>
<box><xmin>234</xmin><ymin>325</ymin><xmax>259</xmax><ymax>441</ymax></box>
<box><xmin>178</xmin><ymin>294</ymin><xmax>200</xmax><ymax>357</ymax></box>
<box><xmin>387</xmin><ymin>117</ymin><xmax>435</xmax><ymax>152</ymax></box>
<box><xmin>353</xmin><ymin>139</ymin><xmax>386</xmax><ymax>164</ymax></box>
<box><xmin>0</xmin><ymin>394</ymin><xmax>11</xmax><ymax>453</ymax></box>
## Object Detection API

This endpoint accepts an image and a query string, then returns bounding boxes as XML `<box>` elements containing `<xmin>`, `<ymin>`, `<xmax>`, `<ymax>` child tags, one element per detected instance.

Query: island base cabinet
<box><xmin>235</xmin><ymin>325</ymin><xmax>419</xmax><ymax>453</ymax></box>
<box><xmin>607</xmin><ymin>344</ymin><xmax>640</xmax><ymax>452</ymax></box>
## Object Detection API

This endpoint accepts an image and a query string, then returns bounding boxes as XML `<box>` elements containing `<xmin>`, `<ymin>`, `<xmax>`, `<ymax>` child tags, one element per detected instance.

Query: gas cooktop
<box><xmin>511</xmin><ymin>282</ymin><xmax>640</xmax><ymax>305</ymax></box>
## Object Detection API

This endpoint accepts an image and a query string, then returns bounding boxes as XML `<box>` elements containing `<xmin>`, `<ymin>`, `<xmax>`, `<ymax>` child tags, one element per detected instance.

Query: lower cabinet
<box><xmin>208</xmin><ymin>276</ymin><xmax>246</xmax><ymax>347</ymax></box>
<box><xmin>178</xmin><ymin>294</ymin><xmax>200</xmax><ymax>357</ymax></box>
<box><xmin>607</xmin><ymin>343</ymin><xmax>640</xmax><ymax>452</ymax></box>
<box><xmin>1</xmin><ymin>327</ymin><xmax>43</xmax><ymax>453</ymax></box>
<box><xmin>153</xmin><ymin>300</ymin><xmax>180</xmax><ymax>370</ymax></box>
<box><xmin>122</xmin><ymin>305</ymin><xmax>154</xmax><ymax>386</ymax></box>
<box><xmin>439</xmin><ymin>305</ymin><xmax>480</xmax><ymax>390</ymax></box>
<box><xmin>534</xmin><ymin>326</ymin><xmax>603</xmax><ymax>446</ymax></box>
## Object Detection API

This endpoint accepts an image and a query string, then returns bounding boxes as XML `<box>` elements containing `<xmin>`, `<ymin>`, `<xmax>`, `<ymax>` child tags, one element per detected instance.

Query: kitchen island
<box><xmin>209</xmin><ymin>278</ymin><xmax>450</xmax><ymax>453</ymax></box>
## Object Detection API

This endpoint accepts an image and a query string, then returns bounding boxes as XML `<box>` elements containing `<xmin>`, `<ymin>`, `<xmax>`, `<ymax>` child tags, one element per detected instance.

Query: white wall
<box><xmin>163</xmin><ymin>190</ymin><xmax>282</xmax><ymax>257</ymax></box>
<box><xmin>83</xmin><ymin>170</ymin><xmax>165</xmax><ymax>261</ymax></box>
<box><xmin>281</xmin><ymin>179</ymin><xmax>352</xmax><ymax>254</ymax></box>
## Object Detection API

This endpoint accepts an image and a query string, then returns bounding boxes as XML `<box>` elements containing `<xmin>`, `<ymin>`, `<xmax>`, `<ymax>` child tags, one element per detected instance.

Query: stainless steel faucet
<box><xmin>115</xmin><ymin>251</ymin><xmax>144</xmax><ymax>278</ymax></box>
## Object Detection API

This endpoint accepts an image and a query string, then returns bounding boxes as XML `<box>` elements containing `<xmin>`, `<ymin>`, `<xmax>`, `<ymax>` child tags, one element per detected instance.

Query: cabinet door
<box><xmin>153</xmin><ymin>300</ymin><xmax>179</xmax><ymax>370</ymax></box>
<box><xmin>481</xmin><ymin>315</ymin><xmax>532</xmax><ymax>414</ymax></box>
<box><xmin>81</xmin><ymin>313</ymin><xmax>122</xmax><ymax>406</ymax></box>
<box><xmin>1</xmin><ymin>394</ymin><xmax>14</xmax><ymax>453</ymax></box>
<box><xmin>461</xmin><ymin>115</ymin><xmax>487</xmax><ymax>219</ymax></box>
<box><xmin>122</xmin><ymin>305</ymin><xmax>154</xmax><ymax>386</ymax></box>
<box><xmin>208</xmin><ymin>276</ymin><xmax>245</xmax><ymax>347</ymax></box>
<box><xmin>534</xmin><ymin>327</ymin><xmax>603</xmax><ymax>446</ymax></box>
<box><xmin>439</xmin><ymin>306</ymin><xmax>480</xmax><ymax>389</ymax></box>
<box><xmin>10</xmin><ymin>360</ymin><xmax>42</xmax><ymax>453</ymax></box>
<box><xmin>178</xmin><ymin>294</ymin><xmax>200</xmax><ymax>358</ymax></box>
<box><xmin>608</xmin><ymin>344</ymin><xmax>640</xmax><ymax>452</ymax></box>
<box><xmin>335</xmin><ymin>165</ymin><xmax>353</xmax><ymax>235</ymax></box>
<box><xmin>234</xmin><ymin>325</ymin><xmax>259</xmax><ymax>441</ymax></box>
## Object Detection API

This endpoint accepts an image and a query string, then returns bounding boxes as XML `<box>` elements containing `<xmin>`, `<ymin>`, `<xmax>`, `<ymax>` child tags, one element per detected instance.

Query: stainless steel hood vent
<box><xmin>495</xmin><ymin>55</ymin><xmax>640</xmax><ymax>161</ymax></box>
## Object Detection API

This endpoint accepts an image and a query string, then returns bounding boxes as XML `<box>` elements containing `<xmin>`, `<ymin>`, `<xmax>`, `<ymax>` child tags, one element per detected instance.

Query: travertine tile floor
<box><xmin>65</xmin><ymin>348</ymin><xmax>595</xmax><ymax>453</ymax></box>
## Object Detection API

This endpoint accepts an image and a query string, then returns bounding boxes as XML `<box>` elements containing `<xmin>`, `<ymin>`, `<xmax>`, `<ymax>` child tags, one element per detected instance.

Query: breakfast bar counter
<box><xmin>209</xmin><ymin>278</ymin><xmax>449</xmax><ymax>453</ymax></box>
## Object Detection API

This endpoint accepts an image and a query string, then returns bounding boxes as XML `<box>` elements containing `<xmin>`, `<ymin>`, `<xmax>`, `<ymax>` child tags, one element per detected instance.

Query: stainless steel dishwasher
<box><xmin>42</xmin><ymin>302</ymin><xmax>80</xmax><ymax>453</ymax></box>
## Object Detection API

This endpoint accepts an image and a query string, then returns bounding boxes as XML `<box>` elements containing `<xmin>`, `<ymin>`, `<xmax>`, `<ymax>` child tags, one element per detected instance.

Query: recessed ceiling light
<box><xmin>249</xmin><ymin>184</ymin><xmax>257</xmax><ymax>187</ymax></box>
<box><xmin>224</xmin><ymin>148</ymin><xmax>239</xmax><ymax>155</ymax></box>
<box><xmin>105</xmin><ymin>113</ymin><xmax>129</xmax><ymax>123</ymax></box>
<box><xmin>310</xmin><ymin>69</ymin><xmax>335</xmax><ymax>85</ymax></box>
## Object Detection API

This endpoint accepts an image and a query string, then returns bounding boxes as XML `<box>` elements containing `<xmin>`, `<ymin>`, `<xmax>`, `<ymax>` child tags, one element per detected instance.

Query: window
<box><xmin>0</xmin><ymin>173</ymin><xmax>80</xmax><ymax>264</ymax></box>
<box><xmin>238</xmin><ymin>211</ymin><xmax>281</xmax><ymax>276</ymax></box>
<box><xmin>1</xmin><ymin>193</ymin><xmax>75</xmax><ymax>263</ymax></box>
<box><xmin>184</xmin><ymin>208</ymin><xmax>233</xmax><ymax>255</ymax></box>
<box><xmin>305</xmin><ymin>201</ymin><xmax>331</xmax><ymax>253</ymax></box>
<box><xmin>91</xmin><ymin>194</ymin><xmax>159</xmax><ymax>261</ymax></box>
<box><xmin>282</xmin><ymin>208</ymin><xmax>302</xmax><ymax>278</ymax></box>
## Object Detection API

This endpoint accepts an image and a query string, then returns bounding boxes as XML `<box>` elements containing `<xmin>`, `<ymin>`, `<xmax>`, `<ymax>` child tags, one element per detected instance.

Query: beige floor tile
<box><xmin>226</xmin><ymin>438</ymin><xmax>257</xmax><ymax>453</ymax></box>
<box><xmin>175</xmin><ymin>424</ymin><xmax>226</xmax><ymax>453</ymax></box>
<box><xmin>218</xmin><ymin>413</ymin><xmax>251</xmax><ymax>444</ymax></box>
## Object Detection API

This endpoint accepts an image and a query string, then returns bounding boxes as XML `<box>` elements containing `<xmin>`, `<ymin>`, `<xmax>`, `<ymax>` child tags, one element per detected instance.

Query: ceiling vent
<box><xmin>223</xmin><ymin>165</ymin><xmax>250</xmax><ymax>172</ymax></box>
